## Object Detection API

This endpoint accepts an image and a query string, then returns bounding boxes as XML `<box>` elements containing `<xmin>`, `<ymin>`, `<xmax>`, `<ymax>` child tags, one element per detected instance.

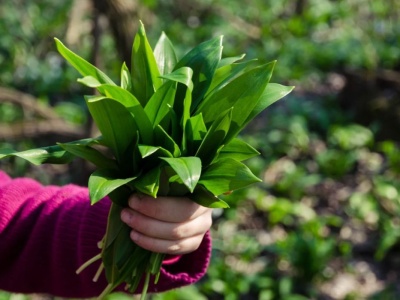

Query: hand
<box><xmin>120</xmin><ymin>194</ymin><xmax>213</xmax><ymax>255</ymax></box>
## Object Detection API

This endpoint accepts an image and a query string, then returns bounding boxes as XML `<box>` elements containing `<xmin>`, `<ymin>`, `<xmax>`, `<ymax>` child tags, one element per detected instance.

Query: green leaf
<box><xmin>0</xmin><ymin>137</ymin><xmax>100</xmax><ymax>165</ymax></box>
<box><xmin>144</xmin><ymin>80</ymin><xmax>177</xmax><ymax>128</ymax></box>
<box><xmin>88</xmin><ymin>169</ymin><xmax>137</xmax><ymax>204</ymax></box>
<box><xmin>191</xmin><ymin>185</ymin><xmax>229</xmax><ymax>208</ymax></box>
<box><xmin>164</xmin><ymin>105</ymin><xmax>180</xmax><ymax>143</ymax></box>
<box><xmin>102</xmin><ymin>204</ymin><xmax>124</xmax><ymax>285</ymax></box>
<box><xmin>131</xmin><ymin>167</ymin><xmax>161</xmax><ymax>197</ymax></box>
<box><xmin>77</xmin><ymin>76</ymin><xmax>102</xmax><ymax>88</ymax></box>
<box><xmin>0</xmin><ymin>145</ymin><xmax>73</xmax><ymax>165</ymax></box>
<box><xmin>95</xmin><ymin>84</ymin><xmax>153</xmax><ymax>144</ymax></box>
<box><xmin>185</xmin><ymin>113</ymin><xmax>207</xmax><ymax>156</ymax></box>
<box><xmin>205</xmin><ymin>59</ymin><xmax>258</xmax><ymax>98</ymax></box>
<box><xmin>199</xmin><ymin>61</ymin><xmax>275</xmax><ymax>122</ymax></box>
<box><xmin>195</xmin><ymin>108</ymin><xmax>232</xmax><ymax>166</ymax></box>
<box><xmin>154</xmin><ymin>125</ymin><xmax>181</xmax><ymax>157</ymax></box>
<box><xmin>121</xmin><ymin>62</ymin><xmax>133</xmax><ymax>91</ymax></box>
<box><xmin>217</xmin><ymin>138</ymin><xmax>260</xmax><ymax>161</ymax></box>
<box><xmin>198</xmin><ymin>61</ymin><xmax>276</xmax><ymax>142</ymax></box>
<box><xmin>174</xmin><ymin>36</ymin><xmax>223</xmax><ymax>112</ymax></box>
<box><xmin>244</xmin><ymin>83</ymin><xmax>294</xmax><ymax>126</ymax></box>
<box><xmin>57</xmin><ymin>142</ymin><xmax>118</xmax><ymax>170</ymax></box>
<box><xmin>161</xmin><ymin>67</ymin><xmax>194</xmax><ymax>153</ymax></box>
<box><xmin>154</xmin><ymin>32</ymin><xmax>178</xmax><ymax>77</ymax></box>
<box><xmin>180</xmin><ymin>89</ymin><xmax>193</xmax><ymax>154</ymax></box>
<box><xmin>123</xmin><ymin>133</ymin><xmax>141</xmax><ymax>176</ymax></box>
<box><xmin>217</xmin><ymin>53</ymin><xmax>246</xmax><ymax>68</ymax></box>
<box><xmin>160</xmin><ymin>157</ymin><xmax>202</xmax><ymax>193</ymax></box>
<box><xmin>199</xmin><ymin>158</ymin><xmax>261</xmax><ymax>196</ymax></box>
<box><xmin>86</xmin><ymin>96</ymin><xmax>138</xmax><ymax>162</ymax></box>
<box><xmin>160</xmin><ymin>66</ymin><xmax>194</xmax><ymax>89</ymax></box>
<box><xmin>102</xmin><ymin>203</ymin><xmax>136</xmax><ymax>288</ymax></box>
<box><xmin>144</xmin><ymin>67</ymin><xmax>193</xmax><ymax>128</ymax></box>
<box><xmin>138</xmin><ymin>145</ymin><xmax>173</xmax><ymax>159</ymax></box>
<box><xmin>54</xmin><ymin>38</ymin><xmax>115</xmax><ymax>86</ymax></box>
<box><xmin>97</xmin><ymin>84</ymin><xmax>139</xmax><ymax>107</ymax></box>
<box><xmin>131</xmin><ymin>21</ymin><xmax>162</xmax><ymax>105</ymax></box>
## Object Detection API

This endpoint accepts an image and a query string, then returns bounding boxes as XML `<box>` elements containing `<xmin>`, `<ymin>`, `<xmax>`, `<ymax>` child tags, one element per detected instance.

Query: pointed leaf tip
<box><xmin>139</xmin><ymin>20</ymin><xmax>146</xmax><ymax>35</ymax></box>
<box><xmin>161</xmin><ymin>157</ymin><xmax>202</xmax><ymax>193</ymax></box>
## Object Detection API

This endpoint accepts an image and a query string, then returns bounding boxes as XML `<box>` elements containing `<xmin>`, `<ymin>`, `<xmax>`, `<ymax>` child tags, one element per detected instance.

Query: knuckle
<box><xmin>205</xmin><ymin>213</ymin><xmax>213</xmax><ymax>229</ymax></box>
<box><xmin>171</xmin><ymin>226</ymin><xmax>185</xmax><ymax>240</ymax></box>
<box><xmin>126</xmin><ymin>212</ymin><xmax>146</xmax><ymax>232</ymax></box>
<box><xmin>166</xmin><ymin>243</ymin><xmax>182</xmax><ymax>254</ymax></box>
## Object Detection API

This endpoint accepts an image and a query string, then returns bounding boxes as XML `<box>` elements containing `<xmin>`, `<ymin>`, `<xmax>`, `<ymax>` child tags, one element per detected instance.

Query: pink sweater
<box><xmin>0</xmin><ymin>171</ymin><xmax>211</xmax><ymax>298</ymax></box>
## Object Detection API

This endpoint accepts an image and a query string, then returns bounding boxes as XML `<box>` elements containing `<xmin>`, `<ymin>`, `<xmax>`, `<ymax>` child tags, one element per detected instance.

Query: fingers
<box><xmin>129</xmin><ymin>230</ymin><xmax>206</xmax><ymax>255</ymax></box>
<box><xmin>127</xmin><ymin>194</ymin><xmax>209</xmax><ymax>223</ymax></box>
<box><xmin>121</xmin><ymin>208</ymin><xmax>211</xmax><ymax>241</ymax></box>
<box><xmin>120</xmin><ymin>194</ymin><xmax>213</xmax><ymax>254</ymax></box>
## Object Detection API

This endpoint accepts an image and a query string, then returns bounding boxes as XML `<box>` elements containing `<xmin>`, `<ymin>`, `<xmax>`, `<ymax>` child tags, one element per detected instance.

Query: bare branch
<box><xmin>0</xmin><ymin>87</ymin><xmax>59</xmax><ymax>120</ymax></box>
<box><xmin>0</xmin><ymin>120</ymin><xmax>85</xmax><ymax>141</ymax></box>
<box><xmin>0</xmin><ymin>87</ymin><xmax>85</xmax><ymax>141</ymax></box>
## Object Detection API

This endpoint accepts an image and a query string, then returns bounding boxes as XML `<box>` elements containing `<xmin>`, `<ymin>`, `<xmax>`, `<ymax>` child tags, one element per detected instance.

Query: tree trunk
<box><xmin>92</xmin><ymin>0</ymin><xmax>139</xmax><ymax>67</ymax></box>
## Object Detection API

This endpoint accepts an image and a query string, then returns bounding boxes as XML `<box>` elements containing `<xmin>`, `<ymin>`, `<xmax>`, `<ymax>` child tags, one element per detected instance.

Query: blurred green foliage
<box><xmin>1</xmin><ymin>0</ymin><xmax>400</xmax><ymax>299</ymax></box>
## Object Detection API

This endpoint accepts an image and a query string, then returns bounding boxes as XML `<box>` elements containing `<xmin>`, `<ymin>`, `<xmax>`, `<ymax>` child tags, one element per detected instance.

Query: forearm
<box><xmin>0</xmin><ymin>172</ymin><xmax>211</xmax><ymax>298</ymax></box>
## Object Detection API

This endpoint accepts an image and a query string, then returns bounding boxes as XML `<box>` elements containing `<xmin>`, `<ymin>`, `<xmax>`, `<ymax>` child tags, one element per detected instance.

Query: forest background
<box><xmin>0</xmin><ymin>0</ymin><xmax>400</xmax><ymax>299</ymax></box>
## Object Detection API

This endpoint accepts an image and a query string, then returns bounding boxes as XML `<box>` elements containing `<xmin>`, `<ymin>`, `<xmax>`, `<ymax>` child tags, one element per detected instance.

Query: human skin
<box><xmin>121</xmin><ymin>193</ymin><xmax>213</xmax><ymax>255</ymax></box>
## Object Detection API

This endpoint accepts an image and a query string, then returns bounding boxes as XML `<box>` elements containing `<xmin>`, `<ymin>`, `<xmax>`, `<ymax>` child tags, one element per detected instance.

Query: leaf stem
<box><xmin>93</xmin><ymin>262</ymin><xmax>104</xmax><ymax>282</ymax></box>
<box><xmin>140</xmin><ymin>272</ymin><xmax>151</xmax><ymax>300</ymax></box>
<box><xmin>98</xmin><ymin>283</ymin><xmax>113</xmax><ymax>300</ymax></box>
<box><xmin>76</xmin><ymin>253</ymin><xmax>102</xmax><ymax>274</ymax></box>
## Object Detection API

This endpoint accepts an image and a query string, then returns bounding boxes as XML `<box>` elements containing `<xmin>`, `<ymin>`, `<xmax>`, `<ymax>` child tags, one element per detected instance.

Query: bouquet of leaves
<box><xmin>0</xmin><ymin>22</ymin><xmax>293</xmax><ymax>299</ymax></box>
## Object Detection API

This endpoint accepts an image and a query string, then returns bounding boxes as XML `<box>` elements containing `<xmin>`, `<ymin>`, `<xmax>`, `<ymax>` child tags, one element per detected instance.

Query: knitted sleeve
<box><xmin>0</xmin><ymin>171</ymin><xmax>211</xmax><ymax>298</ymax></box>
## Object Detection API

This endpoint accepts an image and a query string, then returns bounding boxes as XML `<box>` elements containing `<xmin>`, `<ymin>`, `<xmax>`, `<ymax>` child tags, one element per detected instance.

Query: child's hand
<box><xmin>120</xmin><ymin>194</ymin><xmax>213</xmax><ymax>255</ymax></box>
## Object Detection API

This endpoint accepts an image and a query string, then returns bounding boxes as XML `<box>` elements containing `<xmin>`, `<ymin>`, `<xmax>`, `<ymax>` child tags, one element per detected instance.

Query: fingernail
<box><xmin>130</xmin><ymin>230</ymin><xmax>139</xmax><ymax>242</ymax></box>
<box><xmin>121</xmin><ymin>210</ymin><xmax>130</xmax><ymax>223</ymax></box>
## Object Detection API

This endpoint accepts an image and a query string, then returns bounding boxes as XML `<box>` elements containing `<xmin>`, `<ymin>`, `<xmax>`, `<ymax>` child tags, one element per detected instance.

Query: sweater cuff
<box><xmin>145</xmin><ymin>230</ymin><xmax>212</xmax><ymax>294</ymax></box>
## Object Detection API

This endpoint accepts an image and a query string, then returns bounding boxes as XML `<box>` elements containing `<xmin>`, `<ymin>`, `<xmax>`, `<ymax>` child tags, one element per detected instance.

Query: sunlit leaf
<box><xmin>95</xmin><ymin>84</ymin><xmax>153</xmax><ymax>145</ymax></box>
<box><xmin>174</xmin><ymin>36</ymin><xmax>223</xmax><ymax>111</ymax></box>
<box><xmin>199</xmin><ymin>158</ymin><xmax>261</xmax><ymax>195</ymax></box>
<box><xmin>185</xmin><ymin>113</ymin><xmax>207</xmax><ymax>156</ymax></box>
<box><xmin>160</xmin><ymin>157</ymin><xmax>202</xmax><ymax>193</ymax></box>
<box><xmin>58</xmin><ymin>142</ymin><xmax>118</xmax><ymax>170</ymax></box>
<box><xmin>190</xmin><ymin>185</ymin><xmax>229</xmax><ymax>208</ymax></box>
<box><xmin>195</xmin><ymin>108</ymin><xmax>232</xmax><ymax>165</ymax></box>
<box><xmin>131</xmin><ymin>167</ymin><xmax>161</xmax><ymax>197</ymax></box>
<box><xmin>54</xmin><ymin>38</ymin><xmax>115</xmax><ymax>86</ymax></box>
<box><xmin>138</xmin><ymin>145</ymin><xmax>173</xmax><ymax>159</ymax></box>
<box><xmin>0</xmin><ymin>137</ymin><xmax>100</xmax><ymax>165</ymax></box>
<box><xmin>144</xmin><ymin>81</ymin><xmax>177</xmax><ymax>127</ymax></box>
<box><xmin>154</xmin><ymin>125</ymin><xmax>181</xmax><ymax>157</ymax></box>
<box><xmin>88</xmin><ymin>169</ymin><xmax>137</xmax><ymax>205</ymax></box>
<box><xmin>145</xmin><ymin>67</ymin><xmax>193</xmax><ymax>128</ymax></box>
<box><xmin>217</xmin><ymin>138</ymin><xmax>260</xmax><ymax>161</ymax></box>
<box><xmin>77</xmin><ymin>75</ymin><xmax>102</xmax><ymax>88</ymax></box>
<box><xmin>154</xmin><ymin>32</ymin><xmax>177</xmax><ymax>77</ymax></box>
<box><xmin>0</xmin><ymin>145</ymin><xmax>73</xmax><ymax>165</ymax></box>
<box><xmin>160</xmin><ymin>67</ymin><xmax>194</xmax><ymax>89</ymax></box>
<box><xmin>131</xmin><ymin>21</ymin><xmax>162</xmax><ymax>105</ymax></box>
<box><xmin>198</xmin><ymin>61</ymin><xmax>275</xmax><ymax>136</ymax></box>
<box><xmin>120</xmin><ymin>62</ymin><xmax>133</xmax><ymax>91</ymax></box>
<box><xmin>206</xmin><ymin>59</ymin><xmax>258</xmax><ymax>98</ymax></box>
<box><xmin>244</xmin><ymin>83</ymin><xmax>295</xmax><ymax>126</ymax></box>
<box><xmin>86</xmin><ymin>96</ymin><xmax>138</xmax><ymax>162</ymax></box>
<box><xmin>217</xmin><ymin>53</ymin><xmax>246</xmax><ymax>68</ymax></box>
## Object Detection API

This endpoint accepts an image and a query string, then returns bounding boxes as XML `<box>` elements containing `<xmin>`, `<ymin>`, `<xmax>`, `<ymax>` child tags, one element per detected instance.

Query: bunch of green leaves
<box><xmin>0</xmin><ymin>22</ymin><xmax>293</xmax><ymax>298</ymax></box>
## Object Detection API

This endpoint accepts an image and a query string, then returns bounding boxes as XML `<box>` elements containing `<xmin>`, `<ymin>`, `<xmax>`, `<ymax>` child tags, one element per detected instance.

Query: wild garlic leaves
<box><xmin>0</xmin><ymin>22</ymin><xmax>293</xmax><ymax>298</ymax></box>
